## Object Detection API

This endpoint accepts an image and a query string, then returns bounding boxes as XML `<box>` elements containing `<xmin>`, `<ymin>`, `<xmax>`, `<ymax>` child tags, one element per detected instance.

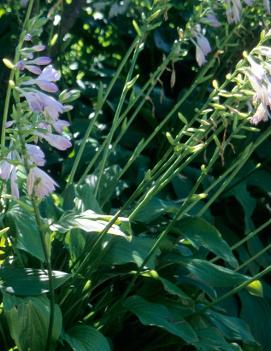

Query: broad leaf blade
<box><xmin>124</xmin><ymin>295</ymin><xmax>198</xmax><ymax>343</ymax></box>
<box><xmin>63</xmin><ymin>325</ymin><xmax>111</xmax><ymax>351</ymax></box>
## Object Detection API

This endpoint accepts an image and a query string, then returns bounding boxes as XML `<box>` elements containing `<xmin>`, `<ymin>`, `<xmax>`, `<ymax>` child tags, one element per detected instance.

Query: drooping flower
<box><xmin>0</xmin><ymin>152</ymin><xmax>19</xmax><ymax>198</ymax></box>
<box><xmin>36</xmin><ymin>132</ymin><xmax>72</xmax><ymax>151</ymax></box>
<box><xmin>22</xmin><ymin>65</ymin><xmax>60</xmax><ymax>93</ymax></box>
<box><xmin>264</xmin><ymin>0</ymin><xmax>271</xmax><ymax>13</ymax></box>
<box><xmin>202</xmin><ymin>10</ymin><xmax>221</xmax><ymax>28</ymax></box>
<box><xmin>27</xmin><ymin>167</ymin><xmax>58</xmax><ymax>198</ymax></box>
<box><xmin>23</xmin><ymin>91</ymin><xmax>65</xmax><ymax>120</ymax></box>
<box><xmin>53</xmin><ymin>119</ymin><xmax>70</xmax><ymax>134</ymax></box>
<box><xmin>191</xmin><ymin>25</ymin><xmax>212</xmax><ymax>66</ymax></box>
<box><xmin>26</xmin><ymin>144</ymin><xmax>46</xmax><ymax>166</ymax></box>
<box><xmin>250</xmin><ymin>103</ymin><xmax>269</xmax><ymax>125</ymax></box>
<box><xmin>246</xmin><ymin>51</ymin><xmax>271</xmax><ymax>124</ymax></box>
<box><xmin>225</xmin><ymin>0</ymin><xmax>242</xmax><ymax>24</ymax></box>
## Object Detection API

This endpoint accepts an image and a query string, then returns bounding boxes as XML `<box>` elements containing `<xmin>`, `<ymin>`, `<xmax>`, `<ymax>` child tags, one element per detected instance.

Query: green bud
<box><xmin>3</xmin><ymin>58</ymin><xmax>14</xmax><ymax>69</ymax></box>
<box><xmin>59</xmin><ymin>89</ymin><xmax>80</xmax><ymax>103</ymax></box>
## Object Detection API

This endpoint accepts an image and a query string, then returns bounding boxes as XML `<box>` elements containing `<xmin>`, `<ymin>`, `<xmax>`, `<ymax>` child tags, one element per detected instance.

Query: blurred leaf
<box><xmin>187</xmin><ymin>259</ymin><xmax>249</xmax><ymax>288</ymax></box>
<box><xmin>173</xmin><ymin>217</ymin><xmax>238</xmax><ymax>268</ymax></box>
<box><xmin>4</xmin><ymin>294</ymin><xmax>62</xmax><ymax>351</ymax></box>
<box><xmin>124</xmin><ymin>295</ymin><xmax>198</xmax><ymax>342</ymax></box>
<box><xmin>0</xmin><ymin>267</ymin><xmax>69</xmax><ymax>296</ymax></box>
<box><xmin>208</xmin><ymin>311</ymin><xmax>256</xmax><ymax>343</ymax></box>
<box><xmin>63</xmin><ymin>325</ymin><xmax>111</xmax><ymax>351</ymax></box>
<box><xmin>5</xmin><ymin>204</ymin><xmax>45</xmax><ymax>262</ymax></box>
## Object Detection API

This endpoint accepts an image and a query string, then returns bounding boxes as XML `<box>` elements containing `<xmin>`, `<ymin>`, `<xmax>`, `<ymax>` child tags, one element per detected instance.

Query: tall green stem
<box><xmin>1</xmin><ymin>0</ymin><xmax>35</xmax><ymax>150</ymax></box>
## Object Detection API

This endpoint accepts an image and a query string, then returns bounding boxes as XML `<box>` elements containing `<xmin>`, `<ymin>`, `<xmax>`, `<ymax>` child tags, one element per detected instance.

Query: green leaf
<box><xmin>241</xmin><ymin>292</ymin><xmax>271</xmax><ymax>350</ymax></box>
<box><xmin>0</xmin><ymin>266</ymin><xmax>69</xmax><ymax>296</ymax></box>
<box><xmin>4</xmin><ymin>294</ymin><xmax>62</xmax><ymax>351</ymax></box>
<box><xmin>52</xmin><ymin>210</ymin><xmax>129</xmax><ymax>237</ymax></box>
<box><xmin>193</xmin><ymin>327</ymin><xmax>234</xmax><ymax>351</ymax></box>
<box><xmin>124</xmin><ymin>295</ymin><xmax>198</xmax><ymax>343</ymax></box>
<box><xmin>132</xmin><ymin>197</ymin><xmax>179</xmax><ymax>223</ymax></box>
<box><xmin>103</xmin><ymin>235</ymin><xmax>159</xmax><ymax>268</ymax></box>
<box><xmin>63</xmin><ymin>325</ymin><xmax>111</xmax><ymax>351</ymax></box>
<box><xmin>208</xmin><ymin>311</ymin><xmax>256</xmax><ymax>343</ymax></box>
<box><xmin>173</xmin><ymin>217</ymin><xmax>238</xmax><ymax>268</ymax></box>
<box><xmin>159</xmin><ymin>277</ymin><xmax>191</xmax><ymax>300</ymax></box>
<box><xmin>187</xmin><ymin>259</ymin><xmax>249</xmax><ymax>288</ymax></box>
<box><xmin>5</xmin><ymin>204</ymin><xmax>45</xmax><ymax>261</ymax></box>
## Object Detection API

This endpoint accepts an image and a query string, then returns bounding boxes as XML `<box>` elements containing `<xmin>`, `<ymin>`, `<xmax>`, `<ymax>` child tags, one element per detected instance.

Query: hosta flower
<box><xmin>23</xmin><ymin>91</ymin><xmax>64</xmax><ymax>120</ymax></box>
<box><xmin>36</xmin><ymin>132</ymin><xmax>72</xmax><ymax>151</ymax></box>
<box><xmin>26</xmin><ymin>144</ymin><xmax>45</xmax><ymax>166</ymax></box>
<box><xmin>246</xmin><ymin>51</ymin><xmax>271</xmax><ymax>124</ymax></box>
<box><xmin>225</xmin><ymin>0</ymin><xmax>242</xmax><ymax>24</ymax></box>
<box><xmin>202</xmin><ymin>10</ymin><xmax>221</xmax><ymax>28</ymax></box>
<box><xmin>3</xmin><ymin>29</ymin><xmax>75</xmax><ymax>200</ymax></box>
<box><xmin>250</xmin><ymin>103</ymin><xmax>269</xmax><ymax>125</ymax></box>
<box><xmin>22</xmin><ymin>65</ymin><xmax>60</xmax><ymax>93</ymax></box>
<box><xmin>0</xmin><ymin>152</ymin><xmax>19</xmax><ymax>198</ymax></box>
<box><xmin>191</xmin><ymin>26</ymin><xmax>212</xmax><ymax>66</ymax></box>
<box><xmin>27</xmin><ymin>167</ymin><xmax>58</xmax><ymax>198</ymax></box>
<box><xmin>264</xmin><ymin>0</ymin><xmax>271</xmax><ymax>13</ymax></box>
<box><xmin>53</xmin><ymin>120</ymin><xmax>70</xmax><ymax>134</ymax></box>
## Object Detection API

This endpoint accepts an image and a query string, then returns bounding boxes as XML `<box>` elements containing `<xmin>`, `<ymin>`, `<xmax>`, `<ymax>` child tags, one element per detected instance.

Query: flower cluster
<box><xmin>245</xmin><ymin>46</ymin><xmax>271</xmax><ymax>125</ymax></box>
<box><xmin>191</xmin><ymin>0</ymin><xmax>270</xmax><ymax>67</ymax></box>
<box><xmin>0</xmin><ymin>31</ymin><xmax>74</xmax><ymax>199</ymax></box>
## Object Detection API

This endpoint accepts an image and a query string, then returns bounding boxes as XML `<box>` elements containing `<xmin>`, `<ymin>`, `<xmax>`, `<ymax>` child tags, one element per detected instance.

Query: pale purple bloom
<box><xmin>243</xmin><ymin>0</ymin><xmax>254</xmax><ymax>5</ymax></box>
<box><xmin>27</xmin><ymin>167</ymin><xmax>58</xmax><ymax>198</ymax></box>
<box><xmin>30</xmin><ymin>57</ymin><xmax>52</xmax><ymax>66</ymax></box>
<box><xmin>250</xmin><ymin>103</ymin><xmax>269</xmax><ymax>125</ymax></box>
<box><xmin>22</xmin><ymin>65</ymin><xmax>60</xmax><ymax>93</ymax></box>
<box><xmin>23</xmin><ymin>91</ymin><xmax>64</xmax><ymax>120</ymax></box>
<box><xmin>37</xmin><ymin>132</ymin><xmax>72</xmax><ymax>151</ymax></box>
<box><xmin>10</xmin><ymin>168</ymin><xmax>19</xmax><ymax>198</ymax></box>
<box><xmin>24</xmin><ymin>33</ymin><xmax>32</xmax><ymax>41</ymax></box>
<box><xmin>264</xmin><ymin>0</ymin><xmax>271</xmax><ymax>13</ymax></box>
<box><xmin>247</xmin><ymin>56</ymin><xmax>266</xmax><ymax>81</ymax></box>
<box><xmin>26</xmin><ymin>144</ymin><xmax>45</xmax><ymax>166</ymax></box>
<box><xmin>0</xmin><ymin>152</ymin><xmax>19</xmax><ymax>198</ymax></box>
<box><xmin>53</xmin><ymin>120</ymin><xmax>70</xmax><ymax>134</ymax></box>
<box><xmin>225</xmin><ymin>0</ymin><xmax>242</xmax><ymax>24</ymax></box>
<box><xmin>32</xmin><ymin>45</ymin><xmax>46</xmax><ymax>52</ymax></box>
<box><xmin>202</xmin><ymin>11</ymin><xmax>221</xmax><ymax>28</ymax></box>
<box><xmin>17</xmin><ymin>61</ymin><xmax>41</xmax><ymax>75</ymax></box>
<box><xmin>5</xmin><ymin>121</ymin><xmax>15</xmax><ymax>128</ymax></box>
<box><xmin>194</xmin><ymin>34</ymin><xmax>212</xmax><ymax>66</ymax></box>
<box><xmin>0</xmin><ymin>159</ymin><xmax>13</xmax><ymax>180</ymax></box>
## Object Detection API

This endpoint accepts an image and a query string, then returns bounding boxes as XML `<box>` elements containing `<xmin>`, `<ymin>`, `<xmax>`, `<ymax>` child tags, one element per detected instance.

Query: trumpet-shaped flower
<box><xmin>37</xmin><ymin>132</ymin><xmax>72</xmax><ymax>151</ymax></box>
<box><xmin>225</xmin><ymin>0</ymin><xmax>242</xmax><ymax>24</ymax></box>
<box><xmin>202</xmin><ymin>10</ymin><xmax>221</xmax><ymax>28</ymax></box>
<box><xmin>27</xmin><ymin>167</ymin><xmax>58</xmax><ymax>198</ymax></box>
<box><xmin>23</xmin><ymin>91</ymin><xmax>64</xmax><ymax>120</ymax></box>
<box><xmin>22</xmin><ymin>65</ymin><xmax>60</xmax><ymax>93</ymax></box>
<box><xmin>264</xmin><ymin>0</ymin><xmax>271</xmax><ymax>13</ymax></box>
<box><xmin>26</xmin><ymin>144</ymin><xmax>46</xmax><ymax>166</ymax></box>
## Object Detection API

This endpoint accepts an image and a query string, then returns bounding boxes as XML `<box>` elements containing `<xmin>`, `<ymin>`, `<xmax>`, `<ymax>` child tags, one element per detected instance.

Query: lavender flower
<box><xmin>36</xmin><ymin>132</ymin><xmax>72</xmax><ymax>151</ymax></box>
<box><xmin>191</xmin><ymin>25</ymin><xmax>212</xmax><ymax>67</ymax></box>
<box><xmin>264</xmin><ymin>0</ymin><xmax>271</xmax><ymax>13</ymax></box>
<box><xmin>26</xmin><ymin>144</ymin><xmax>46</xmax><ymax>166</ymax></box>
<box><xmin>225</xmin><ymin>0</ymin><xmax>242</xmax><ymax>24</ymax></box>
<box><xmin>27</xmin><ymin>167</ymin><xmax>58</xmax><ymax>198</ymax></box>
<box><xmin>246</xmin><ymin>50</ymin><xmax>271</xmax><ymax>124</ymax></box>
<box><xmin>202</xmin><ymin>10</ymin><xmax>221</xmax><ymax>28</ymax></box>
<box><xmin>22</xmin><ymin>65</ymin><xmax>60</xmax><ymax>93</ymax></box>
<box><xmin>0</xmin><ymin>152</ymin><xmax>19</xmax><ymax>198</ymax></box>
<box><xmin>2</xmin><ymin>26</ymin><xmax>75</xmax><ymax>199</ymax></box>
<box><xmin>23</xmin><ymin>91</ymin><xmax>65</xmax><ymax>120</ymax></box>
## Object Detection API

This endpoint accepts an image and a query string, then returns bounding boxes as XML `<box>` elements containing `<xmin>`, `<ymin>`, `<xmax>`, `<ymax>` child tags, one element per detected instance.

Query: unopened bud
<box><xmin>59</xmin><ymin>89</ymin><xmax>80</xmax><ymax>103</ymax></box>
<box><xmin>3</xmin><ymin>58</ymin><xmax>14</xmax><ymax>70</ymax></box>
<box><xmin>9</xmin><ymin>80</ymin><xmax>15</xmax><ymax>88</ymax></box>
